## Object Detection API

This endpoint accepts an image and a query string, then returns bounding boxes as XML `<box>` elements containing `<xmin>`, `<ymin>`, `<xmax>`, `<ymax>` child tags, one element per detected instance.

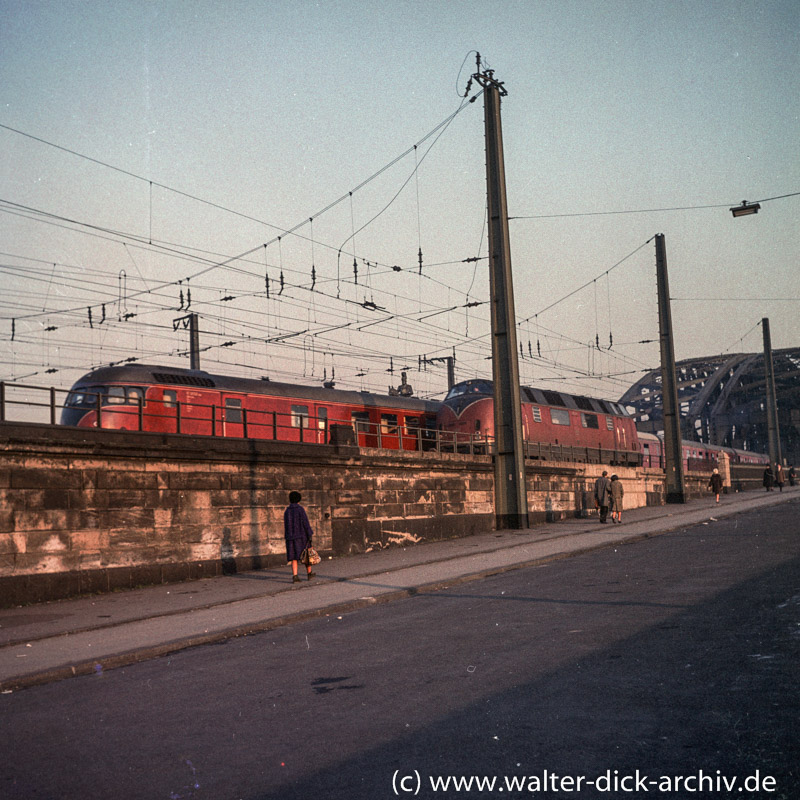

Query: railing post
<box><xmin>272</xmin><ymin>411</ymin><xmax>278</xmax><ymax>440</ymax></box>
<box><xmin>377</xmin><ymin>420</ymin><xmax>382</xmax><ymax>449</ymax></box>
<box><xmin>96</xmin><ymin>393</ymin><xmax>102</xmax><ymax>429</ymax></box>
<box><xmin>138</xmin><ymin>396</ymin><xmax>143</xmax><ymax>431</ymax></box>
<box><xmin>211</xmin><ymin>404</ymin><xmax>217</xmax><ymax>436</ymax></box>
<box><xmin>176</xmin><ymin>401</ymin><xmax>182</xmax><ymax>434</ymax></box>
<box><xmin>50</xmin><ymin>387</ymin><xmax>57</xmax><ymax>426</ymax></box>
<box><xmin>243</xmin><ymin>408</ymin><xmax>248</xmax><ymax>439</ymax></box>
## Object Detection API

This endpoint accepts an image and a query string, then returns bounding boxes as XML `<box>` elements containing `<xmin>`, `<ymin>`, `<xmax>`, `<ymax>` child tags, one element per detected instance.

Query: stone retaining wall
<box><xmin>0</xmin><ymin>422</ymin><xmax>684</xmax><ymax>605</ymax></box>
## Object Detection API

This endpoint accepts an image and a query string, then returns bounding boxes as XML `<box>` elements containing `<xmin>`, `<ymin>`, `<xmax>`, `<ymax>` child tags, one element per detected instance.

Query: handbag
<box><xmin>301</xmin><ymin>546</ymin><xmax>321</xmax><ymax>566</ymax></box>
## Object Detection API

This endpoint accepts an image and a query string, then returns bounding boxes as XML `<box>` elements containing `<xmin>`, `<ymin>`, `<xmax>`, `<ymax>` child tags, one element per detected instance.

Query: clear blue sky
<box><xmin>1</xmin><ymin>0</ymin><xmax>798</xmax><ymax>402</ymax></box>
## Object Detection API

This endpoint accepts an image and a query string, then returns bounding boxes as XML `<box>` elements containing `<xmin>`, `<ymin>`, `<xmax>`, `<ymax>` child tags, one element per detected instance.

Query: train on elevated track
<box><xmin>59</xmin><ymin>366</ymin><xmax>769</xmax><ymax>469</ymax></box>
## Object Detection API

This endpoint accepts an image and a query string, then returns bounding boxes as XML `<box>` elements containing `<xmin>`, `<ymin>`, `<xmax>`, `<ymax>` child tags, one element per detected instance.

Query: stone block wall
<box><xmin>0</xmin><ymin>422</ymin><xmax>699</xmax><ymax>606</ymax></box>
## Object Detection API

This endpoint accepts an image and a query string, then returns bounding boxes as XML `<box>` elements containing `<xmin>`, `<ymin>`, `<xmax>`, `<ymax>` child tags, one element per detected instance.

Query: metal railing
<box><xmin>0</xmin><ymin>379</ymin><xmax>647</xmax><ymax>465</ymax></box>
<box><xmin>0</xmin><ymin>380</ymin><xmax>490</xmax><ymax>454</ymax></box>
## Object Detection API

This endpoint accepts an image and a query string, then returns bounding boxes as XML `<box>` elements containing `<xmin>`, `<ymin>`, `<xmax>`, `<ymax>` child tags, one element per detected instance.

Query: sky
<box><xmin>1</xmin><ymin>0</ymin><xmax>798</xmax><ymax>410</ymax></box>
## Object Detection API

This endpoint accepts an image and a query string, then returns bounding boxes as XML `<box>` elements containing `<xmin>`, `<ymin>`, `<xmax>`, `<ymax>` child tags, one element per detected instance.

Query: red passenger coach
<box><xmin>438</xmin><ymin>379</ymin><xmax>641</xmax><ymax>466</ymax></box>
<box><xmin>60</xmin><ymin>365</ymin><xmax>440</xmax><ymax>450</ymax></box>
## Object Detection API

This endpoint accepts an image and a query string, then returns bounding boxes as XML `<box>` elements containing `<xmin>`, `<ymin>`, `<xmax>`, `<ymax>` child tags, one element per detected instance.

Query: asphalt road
<box><xmin>2</xmin><ymin>500</ymin><xmax>798</xmax><ymax>800</ymax></box>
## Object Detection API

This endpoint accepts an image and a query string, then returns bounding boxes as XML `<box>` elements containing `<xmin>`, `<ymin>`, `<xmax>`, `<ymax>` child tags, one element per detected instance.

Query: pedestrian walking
<box><xmin>594</xmin><ymin>470</ymin><xmax>612</xmax><ymax>523</ymax></box>
<box><xmin>788</xmin><ymin>465</ymin><xmax>796</xmax><ymax>487</ymax></box>
<box><xmin>775</xmin><ymin>464</ymin><xmax>784</xmax><ymax>492</ymax></box>
<box><xmin>284</xmin><ymin>491</ymin><xmax>315</xmax><ymax>583</ymax></box>
<box><xmin>763</xmin><ymin>465</ymin><xmax>774</xmax><ymax>492</ymax></box>
<box><xmin>708</xmin><ymin>468</ymin><xmax>723</xmax><ymax>504</ymax></box>
<box><xmin>610</xmin><ymin>474</ymin><xmax>624</xmax><ymax>523</ymax></box>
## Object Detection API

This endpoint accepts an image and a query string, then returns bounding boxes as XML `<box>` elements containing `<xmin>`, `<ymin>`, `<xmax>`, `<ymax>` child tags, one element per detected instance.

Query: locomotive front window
<box><xmin>405</xmin><ymin>416</ymin><xmax>420</xmax><ymax>435</ymax></box>
<box><xmin>163</xmin><ymin>390</ymin><xmax>178</xmax><ymax>408</ymax></box>
<box><xmin>66</xmin><ymin>386</ymin><xmax>104</xmax><ymax>407</ymax></box>
<box><xmin>581</xmin><ymin>413</ymin><xmax>599</xmax><ymax>429</ymax></box>
<box><xmin>550</xmin><ymin>408</ymin><xmax>571</xmax><ymax>426</ymax></box>
<box><xmin>74</xmin><ymin>385</ymin><xmax>144</xmax><ymax>406</ymax></box>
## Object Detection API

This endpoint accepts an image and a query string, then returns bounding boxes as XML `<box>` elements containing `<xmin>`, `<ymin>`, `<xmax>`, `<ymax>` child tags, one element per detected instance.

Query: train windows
<box><xmin>291</xmin><ymin>405</ymin><xmax>309</xmax><ymax>428</ymax></box>
<box><xmin>405</xmin><ymin>416</ymin><xmax>420</xmax><ymax>436</ymax></box>
<box><xmin>163</xmin><ymin>390</ymin><xmax>178</xmax><ymax>408</ymax></box>
<box><xmin>550</xmin><ymin>408</ymin><xmax>570</xmax><ymax>426</ymax></box>
<box><xmin>531</xmin><ymin>406</ymin><xmax>542</xmax><ymax>423</ymax></box>
<box><xmin>381</xmin><ymin>414</ymin><xmax>399</xmax><ymax>436</ymax></box>
<box><xmin>66</xmin><ymin>387</ymin><xmax>103</xmax><ymax>407</ymax></box>
<box><xmin>581</xmin><ymin>413</ymin><xmax>599</xmax><ymax>429</ymax></box>
<box><xmin>317</xmin><ymin>407</ymin><xmax>328</xmax><ymax>430</ymax></box>
<box><xmin>351</xmin><ymin>411</ymin><xmax>371</xmax><ymax>434</ymax></box>
<box><xmin>225</xmin><ymin>398</ymin><xmax>243</xmax><ymax>423</ymax></box>
<box><xmin>105</xmin><ymin>386</ymin><xmax>126</xmax><ymax>405</ymax></box>
<box><xmin>103</xmin><ymin>386</ymin><xmax>144</xmax><ymax>405</ymax></box>
<box><xmin>606</xmin><ymin>416</ymin><xmax>614</xmax><ymax>431</ymax></box>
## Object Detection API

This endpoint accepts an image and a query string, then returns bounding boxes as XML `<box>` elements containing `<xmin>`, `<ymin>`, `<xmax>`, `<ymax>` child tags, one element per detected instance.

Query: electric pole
<box><xmin>655</xmin><ymin>234</ymin><xmax>685</xmax><ymax>503</ymax></box>
<box><xmin>762</xmin><ymin>317</ymin><xmax>782</xmax><ymax>467</ymax></box>
<box><xmin>472</xmin><ymin>54</ymin><xmax>528</xmax><ymax>529</ymax></box>
<box><xmin>174</xmin><ymin>313</ymin><xmax>200</xmax><ymax>370</ymax></box>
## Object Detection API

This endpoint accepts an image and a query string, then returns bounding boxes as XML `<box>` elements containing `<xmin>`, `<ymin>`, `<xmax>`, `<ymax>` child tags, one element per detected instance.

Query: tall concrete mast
<box><xmin>472</xmin><ymin>54</ymin><xmax>528</xmax><ymax>529</ymax></box>
<box><xmin>655</xmin><ymin>234</ymin><xmax>685</xmax><ymax>503</ymax></box>
<box><xmin>762</xmin><ymin>317</ymin><xmax>782</xmax><ymax>468</ymax></box>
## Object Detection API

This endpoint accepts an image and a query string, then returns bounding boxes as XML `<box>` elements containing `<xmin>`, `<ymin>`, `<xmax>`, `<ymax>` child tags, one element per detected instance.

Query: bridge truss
<box><xmin>619</xmin><ymin>347</ymin><xmax>800</xmax><ymax>465</ymax></box>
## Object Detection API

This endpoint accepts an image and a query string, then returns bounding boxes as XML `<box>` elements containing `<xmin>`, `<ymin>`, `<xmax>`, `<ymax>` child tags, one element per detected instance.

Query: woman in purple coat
<box><xmin>284</xmin><ymin>491</ymin><xmax>315</xmax><ymax>583</ymax></box>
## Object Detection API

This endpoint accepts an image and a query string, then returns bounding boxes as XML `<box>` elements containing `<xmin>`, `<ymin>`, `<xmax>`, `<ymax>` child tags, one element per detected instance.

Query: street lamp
<box><xmin>730</xmin><ymin>200</ymin><xmax>761</xmax><ymax>217</ymax></box>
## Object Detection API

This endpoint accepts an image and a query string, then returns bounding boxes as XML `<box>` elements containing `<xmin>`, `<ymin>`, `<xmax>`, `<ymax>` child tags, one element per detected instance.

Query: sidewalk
<box><xmin>1</xmin><ymin>486</ymin><xmax>797</xmax><ymax>692</ymax></box>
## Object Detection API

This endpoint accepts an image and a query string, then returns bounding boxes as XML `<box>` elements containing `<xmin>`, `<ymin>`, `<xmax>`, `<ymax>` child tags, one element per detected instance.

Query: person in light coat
<box><xmin>610</xmin><ymin>474</ymin><xmax>624</xmax><ymax>523</ymax></box>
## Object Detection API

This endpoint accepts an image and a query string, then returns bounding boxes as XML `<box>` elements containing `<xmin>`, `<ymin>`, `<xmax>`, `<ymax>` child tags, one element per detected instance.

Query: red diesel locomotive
<box><xmin>437</xmin><ymin>379</ymin><xmax>642</xmax><ymax>466</ymax></box>
<box><xmin>60</xmin><ymin>364</ymin><xmax>440</xmax><ymax>450</ymax></box>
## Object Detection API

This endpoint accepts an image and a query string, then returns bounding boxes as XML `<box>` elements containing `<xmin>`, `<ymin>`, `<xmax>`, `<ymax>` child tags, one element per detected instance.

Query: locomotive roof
<box><xmin>68</xmin><ymin>364</ymin><xmax>442</xmax><ymax>413</ymax></box>
<box><xmin>444</xmin><ymin>378</ymin><xmax>631</xmax><ymax>417</ymax></box>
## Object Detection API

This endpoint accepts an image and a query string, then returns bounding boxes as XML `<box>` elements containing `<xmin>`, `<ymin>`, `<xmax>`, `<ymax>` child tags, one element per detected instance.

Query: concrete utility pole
<box><xmin>473</xmin><ymin>55</ymin><xmax>528</xmax><ymax>529</ymax></box>
<box><xmin>654</xmin><ymin>234</ymin><xmax>685</xmax><ymax>503</ymax></box>
<box><xmin>762</xmin><ymin>317</ymin><xmax>782</xmax><ymax>467</ymax></box>
<box><xmin>174</xmin><ymin>313</ymin><xmax>201</xmax><ymax>370</ymax></box>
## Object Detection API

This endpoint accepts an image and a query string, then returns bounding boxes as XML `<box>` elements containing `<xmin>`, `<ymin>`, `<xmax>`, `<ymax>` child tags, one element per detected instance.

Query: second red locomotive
<box><xmin>437</xmin><ymin>379</ymin><xmax>641</xmax><ymax>466</ymax></box>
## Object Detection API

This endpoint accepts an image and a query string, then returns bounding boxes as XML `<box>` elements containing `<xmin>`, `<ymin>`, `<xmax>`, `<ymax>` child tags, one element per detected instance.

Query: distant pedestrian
<box><xmin>788</xmin><ymin>465</ymin><xmax>796</xmax><ymax>487</ymax></box>
<box><xmin>594</xmin><ymin>470</ymin><xmax>612</xmax><ymax>523</ymax></box>
<box><xmin>610</xmin><ymin>474</ymin><xmax>624</xmax><ymax>523</ymax></box>
<box><xmin>775</xmin><ymin>464</ymin><xmax>784</xmax><ymax>492</ymax></box>
<box><xmin>708</xmin><ymin>468</ymin><xmax>723</xmax><ymax>504</ymax></box>
<box><xmin>762</xmin><ymin>465</ymin><xmax>774</xmax><ymax>492</ymax></box>
<box><xmin>284</xmin><ymin>491</ymin><xmax>315</xmax><ymax>583</ymax></box>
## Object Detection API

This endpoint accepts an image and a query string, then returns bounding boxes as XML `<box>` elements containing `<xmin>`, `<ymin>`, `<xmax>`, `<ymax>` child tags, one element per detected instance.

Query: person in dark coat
<box><xmin>708</xmin><ymin>468</ymin><xmax>723</xmax><ymax>504</ymax></box>
<box><xmin>594</xmin><ymin>471</ymin><xmax>612</xmax><ymax>523</ymax></box>
<box><xmin>763</xmin><ymin>466</ymin><xmax>774</xmax><ymax>491</ymax></box>
<box><xmin>284</xmin><ymin>491</ymin><xmax>315</xmax><ymax>582</ymax></box>
<box><xmin>788</xmin><ymin>465</ymin><xmax>796</xmax><ymax>487</ymax></box>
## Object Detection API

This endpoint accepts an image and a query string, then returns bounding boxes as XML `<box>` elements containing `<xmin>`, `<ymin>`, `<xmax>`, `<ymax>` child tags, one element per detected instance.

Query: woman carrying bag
<box><xmin>284</xmin><ymin>491</ymin><xmax>317</xmax><ymax>583</ymax></box>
